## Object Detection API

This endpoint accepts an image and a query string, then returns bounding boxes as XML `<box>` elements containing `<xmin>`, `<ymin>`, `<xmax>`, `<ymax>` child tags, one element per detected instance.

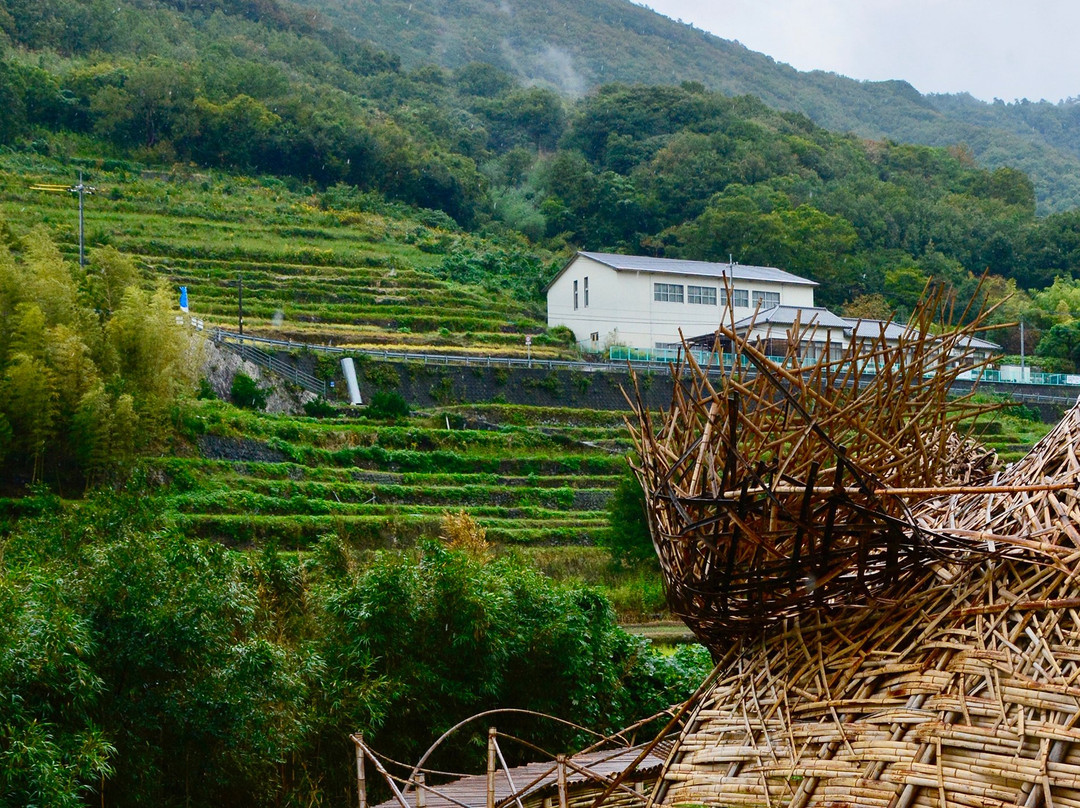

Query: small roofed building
<box><xmin>371</xmin><ymin>744</ymin><xmax>670</xmax><ymax>808</ymax></box>
<box><xmin>687</xmin><ymin>305</ymin><xmax>850</xmax><ymax>363</ymax></box>
<box><xmin>545</xmin><ymin>252</ymin><xmax>817</xmax><ymax>353</ymax></box>
<box><xmin>843</xmin><ymin>318</ymin><xmax>1001</xmax><ymax>368</ymax></box>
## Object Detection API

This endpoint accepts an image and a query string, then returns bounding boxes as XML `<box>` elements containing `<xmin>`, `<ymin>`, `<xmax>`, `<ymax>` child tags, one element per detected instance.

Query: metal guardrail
<box><xmin>213</xmin><ymin>329</ymin><xmax>345</xmax><ymax>354</ymax></box>
<box><xmin>211</xmin><ymin>329</ymin><xmax>1080</xmax><ymax>407</ymax></box>
<box><xmin>609</xmin><ymin>344</ymin><xmax>1080</xmax><ymax>390</ymax></box>
<box><xmin>211</xmin><ymin>328</ymin><xmax>684</xmax><ymax>374</ymax></box>
<box><xmin>216</xmin><ymin>336</ymin><xmax>328</xmax><ymax>397</ymax></box>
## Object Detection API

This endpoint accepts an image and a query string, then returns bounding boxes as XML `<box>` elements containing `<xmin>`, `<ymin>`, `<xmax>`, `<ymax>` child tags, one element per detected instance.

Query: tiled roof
<box><xmin>574</xmin><ymin>252</ymin><xmax>817</xmax><ymax>286</ymax></box>
<box><xmin>842</xmin><ymin>318</ymin><xmax>910</xmax><ymax>341</ymax></box>
<box><xmin>842</xmin><ymin>318</ymin><xmax>1001</xmax><ymax>350</ymax></box>
<box><xmin>728</xmin><ymin>305</ymin><xmax>849</xmax><ymax>331</ymax></box>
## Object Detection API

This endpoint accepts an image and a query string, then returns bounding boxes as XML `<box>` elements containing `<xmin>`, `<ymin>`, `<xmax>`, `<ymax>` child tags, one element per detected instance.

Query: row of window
<box><xmin>573</xmin><ymin>277</ymin><xmax>590</xmax><ymax>310</ymax></box>
<box><xmin>570</xmin><ymin>279</ymin><xmax>781</xmax><ymax>310</ymax></box>
<box><xmin>654</xmin><ymin>283</ymin><xmax>780</xmax><ymax>308</ymax></box>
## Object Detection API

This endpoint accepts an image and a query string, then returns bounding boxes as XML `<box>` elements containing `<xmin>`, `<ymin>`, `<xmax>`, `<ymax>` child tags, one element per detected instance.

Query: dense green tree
<box><xmin>0</xmin><ymin>229</ymin><xmax>199</xmax><ymax>486</ymax></box>
<box><xmin>319</xmin><ymin>539</ymin><xmax>707</xmax><ymax>771</ymax></box>
<box><xmin>0</xmin><ymin>496</ymin><xmax>711</xmax><ymax>807</ymax></box>
<box><xmin>0</xmin><ymin>568</ymin><xmax>114</xmax><ymax>807</ymax></box>
<box><xmin>666</xmin><ymin>188</ymin><xmax>859</xmax><ymax>305</ymax></box>
<box><xmin>884</xmin><ymin>266</ymin><xmax>931</xmax><ymax>317</ymax></box>
<box><xmin>231</xmin><ymin>371</ymin><xmax>268</xmax><ymax>410</ymax></box>
<box><xmin>604</xmin><ymin>467</ymin><xmax>655</xmax><ymax>566</ymax></box>
<box><xmin>1036</xmin><ymin>321</ymin><xmax>1080</xmax><ymax>370</ymax></box>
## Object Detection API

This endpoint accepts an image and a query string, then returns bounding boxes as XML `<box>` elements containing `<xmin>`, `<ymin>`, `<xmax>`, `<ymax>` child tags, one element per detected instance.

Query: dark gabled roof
<box><xmin>729</xmin><ymin>305</ymin><xmax>849</xmax><ymax>331</ymax></box>
<box><xmin>841</xmin><ymin>318</ymin><xmax>909</xmax><ymax>341</ymax></box>
<box><xmin>842</xmin><ymin>318</ymin><xmax>1002</xmax><ymax>351</ymax></box>
<box><xmin>948</xmin><ymin>333</ymin><xmax>1002</xmax><ymax>351</ymax></box>
<box><xmin>544</xmin><ymin>252</ymin><xmax>817</xmax><ymax>292</ymax></box>
<box><xmin>683</xmin><ymin>306</ymin><xmax>848</xmax><ymax>347</ymax></box>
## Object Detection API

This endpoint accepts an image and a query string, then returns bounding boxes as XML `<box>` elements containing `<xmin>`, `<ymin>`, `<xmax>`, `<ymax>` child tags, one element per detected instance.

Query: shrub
<box><xmin>231</xmin><ymin>372</ymin><xmax>268</xmax><ymax>410</ymax></box>
<box><xmin>303</xmin><ymin>397</ymin><xmax>338</xmax><ymax>418</ymax></box>
<box><xmin>547</xmin><ymin>325</ymin><xmax>576</xmax><ymax>345</ymax></box>
<box><xmin>363</xmin><ymin>363</ymin><xmax>400</xmax><ymax>390</ymax></box>
<box><xmin>438</xmin><ymin>509</ymin><xmax>490</xmax><ymax>558</ymax></box>
<box><xmin>1010</xmin><ymin>403</ymin><xmax>1042</xmax><ymax>423</ymax></box>
<box><xmin>366</xmin><ymin>390</ymin><xmax>410</xmax><ymax>420</ymax></box>
<box><xmin>603</xmin><ymin>467</ymin><xmax>656</xmax><ymax>567</ymax></box>
<box><xmin>196</xmin><ymin>377</ymin><xmax>217</xmax><ymax>400</ymax></box>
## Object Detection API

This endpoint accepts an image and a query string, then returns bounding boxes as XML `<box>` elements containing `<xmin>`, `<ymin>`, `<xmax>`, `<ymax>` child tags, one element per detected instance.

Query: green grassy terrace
<box><xmin>0</xmin><ymin>151</ymin><xmax>567</xmax><ymax>356</ymax></box>
<box><xmin>162</xmin><ymin>400</ymin><xmax>627</xmax><ymax>542</ymax></box>
<box><xmin>151</xmin><ymin>398</ymin><xmax>677</xmax><ymax>618</ymax></box>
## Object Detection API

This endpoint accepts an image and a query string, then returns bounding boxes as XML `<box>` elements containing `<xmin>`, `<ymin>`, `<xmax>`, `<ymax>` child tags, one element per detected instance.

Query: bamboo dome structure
<box><xmin>626</xmin><ymin>288</ymin><xmax>1010</xmax><ymax>644</ymax></box>
<box><xmin>629</xmin><ymin>292</ymin><xmax>1080</xmax><ymax>807</ymax></box>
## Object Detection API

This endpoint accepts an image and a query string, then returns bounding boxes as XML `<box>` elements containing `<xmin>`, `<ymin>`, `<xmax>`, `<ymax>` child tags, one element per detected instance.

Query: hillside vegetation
<box><xmin>0</xmin><ymin>154</ymin><xmax>564</xmax><ymax>355</ymax></box>
<box><xmin>0</xmin><ymin>2</ymin><xmax>1074</xmax><ymax>805</ymax></box>
<box><xmin>4</xmin><ymin>0</ymin><xmax>1080</xmax><ymax>336</ymax></box>
<box><xmin>285</xmin><ymin>0</ymin><xmax>1080</xmax><ymax>212</ymax></box>
<box><xmin>0</xmin><ymin>494</ymin><xmax>708</xmax><ymax>806</ymax></box>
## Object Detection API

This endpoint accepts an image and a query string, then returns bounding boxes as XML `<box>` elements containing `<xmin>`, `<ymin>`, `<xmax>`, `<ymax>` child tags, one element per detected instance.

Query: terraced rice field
<box><xmin>0</xmin><ymin>154</ymin><xmax>564</xmax><ymax>357</ymax></box>
<box><xmin>154</xmin><ymin>401</ymin><xmax>634</xmax><ymax>550</ymax></box>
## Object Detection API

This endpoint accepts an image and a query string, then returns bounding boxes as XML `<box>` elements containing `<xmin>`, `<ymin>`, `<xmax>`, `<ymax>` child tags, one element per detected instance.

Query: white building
<box><xmin>545</xmin><ymin>252</ymin><xmax>817</xmax><ymax>353</ymax></box>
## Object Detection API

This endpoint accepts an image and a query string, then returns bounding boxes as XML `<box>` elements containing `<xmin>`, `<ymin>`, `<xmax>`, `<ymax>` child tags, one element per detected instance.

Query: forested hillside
<box><xmin>282</xmin><ymin>0</ymin><xmax>1080</xmax><ymax>212</ymax></box>
<box><xmin>3</xmin><ymin>1</ymin><xmax>1080</xmax><ymax>804</ymax></box>
<box><xmin>7</xmin><ymin>0</ymin><xmax>1080</xmax><ymax>366</ymax></box>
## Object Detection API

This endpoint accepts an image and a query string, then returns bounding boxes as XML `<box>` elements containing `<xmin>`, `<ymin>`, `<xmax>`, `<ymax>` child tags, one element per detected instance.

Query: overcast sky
<box><xmin>637</xmin><ymin>0</ymin><xmax>1080</xmax><ymax>103</ymax></box>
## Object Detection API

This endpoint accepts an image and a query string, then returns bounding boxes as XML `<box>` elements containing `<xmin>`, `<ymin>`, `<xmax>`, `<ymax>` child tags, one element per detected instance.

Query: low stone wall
<box><xmin>347</xmin><ymin>359</ymin><xmax>680</xmax><ymax>411</ymax></box>
<box><xmin>281</xmin><ymin>351</ymin><xmax>1077</xmax><ymax>420</ymax></box>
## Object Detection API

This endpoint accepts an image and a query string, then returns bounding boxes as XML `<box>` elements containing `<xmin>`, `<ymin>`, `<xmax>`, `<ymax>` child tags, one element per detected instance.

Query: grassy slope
<box><xmin>0</xmin><ymin>151</ymin><xmax>1054</xmax><ymax>622</ymax></box>
<box><xmin>0</xmin><ymin>152</ymin><xmax>563</xmax><ymax>356</ymax></box>
<box><xmin>160</xmin><ymin>399</ymin><xmax>671</xmax><ymax>619</ymax></box>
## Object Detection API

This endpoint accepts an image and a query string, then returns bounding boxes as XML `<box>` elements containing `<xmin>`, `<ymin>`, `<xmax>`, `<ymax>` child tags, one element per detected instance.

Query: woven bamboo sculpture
<box><xmin>627</xmin><ymin>288</ymin><xmax>1007</xmax><ymax>643</ymax></box>
<box><xmin>629</xmin><ymin>292</ymin><xmax>1080</xmax><ymax>807</ymax></box>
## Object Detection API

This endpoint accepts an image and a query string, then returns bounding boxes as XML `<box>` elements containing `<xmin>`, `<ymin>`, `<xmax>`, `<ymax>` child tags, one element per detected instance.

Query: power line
<box><xmin>30</xmin><ymin>171</ymin><xmax>98</xmax><ymax>267</ymax></box>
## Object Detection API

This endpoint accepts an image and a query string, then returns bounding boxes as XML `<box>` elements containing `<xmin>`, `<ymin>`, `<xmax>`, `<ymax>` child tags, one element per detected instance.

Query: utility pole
<box><xmin>71</xmin><ymin>171</ymin><xmax>94</xmax><ymax>267</ymax></box>
<box><xmin>238</xmin><ymin>273</ymin><xmax>244</xmax><ymax>337</ymax></box>
<box><xmin>29</xmin><ymin>172</ymin><xmax>96</xmax><ymax>266</ymax></box>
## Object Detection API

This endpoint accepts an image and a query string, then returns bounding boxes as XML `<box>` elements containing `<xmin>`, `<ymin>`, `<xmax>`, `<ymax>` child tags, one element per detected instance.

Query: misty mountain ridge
<box><xmin>291</xmin><ymin>0</ymin><xmax>1080</xmax><ymax>212</ymax></box>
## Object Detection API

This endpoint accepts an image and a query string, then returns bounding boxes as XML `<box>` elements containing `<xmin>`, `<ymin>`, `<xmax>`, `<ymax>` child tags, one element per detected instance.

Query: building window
<box><xmin>721</xmin><ymin>288</ymin><xmax>749</xmax><ymax>307</ymax></box>
<box><xmin>573</xmin><ymin>279</ymin><xmax>578</xmax><ymax>310</ymax></box>
<box><xmin>584</xmin><ymin>276</ymin><xmax>589</xmax><ymax>307</ymax></box>
<box><xmin>654</xmin><ymin>282</ymin><xmax>684</xmax><ymax>303</ymax></box>
<box><xmin>687</xmin><ymin>285</ymin><xmax>717</xmax><ymax>305</ymax></box>
<box><xmin>752</xmin><ymin>290</ymin><xmax>781</xmax><ymax>308</ymax></box>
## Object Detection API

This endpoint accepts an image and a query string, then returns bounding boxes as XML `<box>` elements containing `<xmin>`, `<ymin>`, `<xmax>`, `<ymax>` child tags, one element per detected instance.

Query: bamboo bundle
<box><xmin>628</xmin><ymin>286</ymin><xmax>1007</xmax><ymax>643</ymax></box>
<box><xmin>631</xmin><ymin>293</ymin><xmax>1080</xmax><ymax>806</ymax></box>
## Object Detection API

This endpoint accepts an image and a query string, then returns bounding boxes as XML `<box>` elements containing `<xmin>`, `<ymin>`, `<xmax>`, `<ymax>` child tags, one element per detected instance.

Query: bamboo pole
<box><xmin>556</xmin><ymin>755</ymin><xmax>568</xmax><ymax>808</ymax></box>
<box><xmin>353</xmin><ymin>734</ymin><xmax>367</xmax><ymax>808</ymax></box>
<box><xmin>487</xmin><ymin>728</ymin><xmax>497</xmax><ymax>808</ymax></box>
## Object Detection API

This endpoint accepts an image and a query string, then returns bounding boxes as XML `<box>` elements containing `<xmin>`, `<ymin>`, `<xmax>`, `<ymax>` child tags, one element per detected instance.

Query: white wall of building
<box><xmin>547</xmin><ymin>255</ymin><xmax>816</xmax><ymax>351</ymax></box>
